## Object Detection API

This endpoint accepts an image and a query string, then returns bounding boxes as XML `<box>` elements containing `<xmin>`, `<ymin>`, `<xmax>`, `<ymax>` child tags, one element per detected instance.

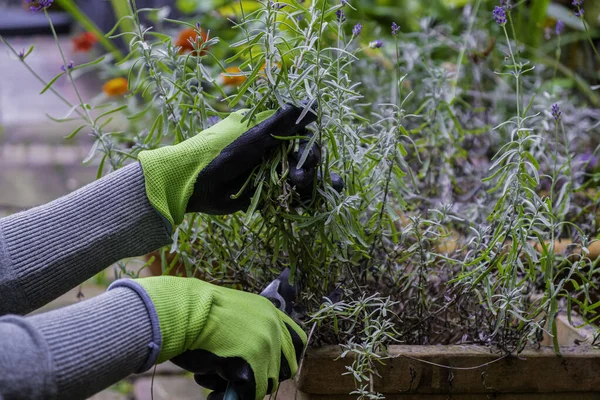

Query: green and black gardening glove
<box><xmin>138</xmin><ymin>104</ymin><xmax>324</xmax><ymax>228</ymax></box>
<box><xmin>109</xmin><ymin>277</ymin><xmax>307</xmax><ymax>400</ymax></box>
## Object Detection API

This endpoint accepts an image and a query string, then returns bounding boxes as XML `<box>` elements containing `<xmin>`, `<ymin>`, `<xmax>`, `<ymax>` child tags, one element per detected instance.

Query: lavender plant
<box><xmin>2</xmin><ymin>0</ymin><xmax>600</xmax><ymax>398</ymax></box>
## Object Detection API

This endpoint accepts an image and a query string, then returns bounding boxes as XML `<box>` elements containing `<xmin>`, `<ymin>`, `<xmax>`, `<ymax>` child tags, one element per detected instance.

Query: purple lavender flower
<box><xmin>352</xmin><ymin>23</ymin><xmax>362</xmax><ymax>36</ymax></box>
<box><xmin>500</xmin><ymin>0</ymin><xmax>512</xmax><ymax>9</ymax></box>
<box><xmin>391</xmin><ymin>22</ymin><xmax>400</xmax><ymax>36</ymax></box>
<box><xmin>336</xmin><ymin>9</ymin><xmax>346</xmax><ymax>23</ymax></box>
<box><xmin>551</xmin><ymin>103</ymin><xmax>562</xmax><ymax>121</ymax></box>
<box><xmin>207</xmin><ymin>115</ymin><xmax>222</xmax><ymax>127</ymax></box>
<box><xmin>25</xmin><ymin>0</ymin><xmax>53</xmax><ymax>12</ymax></box>
<box><xmin>555</xmin><ymin>20</ymin><xmax>565</xmax><ymax>36</ymax></box>
<box><xmin>572</xmin><ymin>0</ymin><xmax>584</xmax><ymax>17</ymax></box>
<box><xmin>493</xmin><ymin>6</ymin><xmax>507</xmax><ymax>26</ymax></box>
<box><xmin>270</xmin><ymin>1</ymin><xmax>287</xmax><ymax>10</ymax></box>
<box><xmin>61</xmin><ymin>60</ymin><xmax>74</xmax><ymax>72</ymax></box>
<box><xmin>340</xmin><ymin>0</ymin><xmax>349</xmax><ymax>5</ymax></box>
<box><xmin>578</xmin><ymin>152</ymin><xmax>598</xmax><ymax>171</ymax></box>
<box><xmin>369</xmin><ymin>40</ymin><xmax>383</xmax><ymax>49</ymax></box>
<box><xmin>17</xmin><ymin>49</ymin><xmax>25</xmax><ymax>59</ymax></box>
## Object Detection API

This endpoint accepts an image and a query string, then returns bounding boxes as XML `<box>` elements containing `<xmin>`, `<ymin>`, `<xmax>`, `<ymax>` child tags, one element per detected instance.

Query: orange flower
<box><xmin>72</xmin><ymin>32</ymin><xmax>97</xmax><ymax>52</ymax></box>
<box><xmin>175</xmin><ymin>28</ymin><xmax>209</xmax><ymax>55</ymax></box>
<box><xmin>103</xmin><ymin>78</ymin><xmax>128</xmax><ymax>97</ymax></box>
<box><xmin>221</xmin><ymin>66</ymin><xmax>246</xmax><ymax>86</ymax></box>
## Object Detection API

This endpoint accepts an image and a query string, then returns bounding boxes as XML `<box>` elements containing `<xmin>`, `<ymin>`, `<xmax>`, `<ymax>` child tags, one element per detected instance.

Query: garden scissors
<box><xmin>224</xmin><ymin>268</ymin><xmax>299</xmax><ymax>400</ymax></box>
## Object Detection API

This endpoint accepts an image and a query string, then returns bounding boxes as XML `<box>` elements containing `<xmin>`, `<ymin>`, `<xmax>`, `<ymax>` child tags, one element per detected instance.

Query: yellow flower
<box><xmin>103</xmin><ymin>78</ymin><xmax>128</xmax><ymax>97</ymax></box>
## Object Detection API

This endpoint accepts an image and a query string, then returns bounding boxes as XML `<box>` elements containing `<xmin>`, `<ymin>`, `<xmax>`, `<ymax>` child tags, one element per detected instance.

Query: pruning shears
<box><xmin>223</xmin><ymin>268</ymin><xmax>299</xmax><ymax>400</ymax></box>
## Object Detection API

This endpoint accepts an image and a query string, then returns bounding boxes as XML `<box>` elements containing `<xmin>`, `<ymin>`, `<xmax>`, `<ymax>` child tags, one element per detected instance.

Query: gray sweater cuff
<box><xmin>0</xmin><ymin>163</ymin><xmax>172</xmax><ymax>316</ymax></box>
<box><xmin>27</xmin><ymin>287</ymin><xmax>157</xmax><ymax>399</ymax></box>
<box><xmin>108</xmin><ymin>279</ymin><xmax>162</xmax><ymax>372</ymax></box>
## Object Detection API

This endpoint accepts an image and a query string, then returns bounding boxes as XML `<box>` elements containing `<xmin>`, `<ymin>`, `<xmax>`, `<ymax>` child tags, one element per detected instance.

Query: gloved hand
<box><xmin>109</xmin><ymin>277</ymin><xmax>306</xmax><ymax>400</ymax></box>
<box><xmin>138</xmin><ymin>104</ymin><xmax>317</xmax><ymax>227</ymax></box>
<box><xmin>289</xmin><ymin>132</ymin><xmax>344</xmax><ymax>199</ymax></box>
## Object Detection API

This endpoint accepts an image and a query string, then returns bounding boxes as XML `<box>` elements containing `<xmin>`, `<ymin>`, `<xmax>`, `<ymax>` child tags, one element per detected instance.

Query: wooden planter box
<box><xmin>277</xmin><ymin>315</ymin><xmax>600</xmax><ymax>399</ymax></box>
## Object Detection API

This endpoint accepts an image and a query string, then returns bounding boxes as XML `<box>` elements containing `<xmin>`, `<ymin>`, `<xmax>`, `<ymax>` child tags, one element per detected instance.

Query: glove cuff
<box><xmin>107</xmin><ymin>279</ymin><xmax>162</xmax><ymax>372</ymax></box>
<box><xmin>131</xmin><ymin>277</ymin><xmax>215</xmax><ymax>363</ymax></box>
<box><xmin>138</xmin><ymin>109</ymin><xmax>276</xmax><ymax>227</ymax></box>
<box><xmin>138</xmin><ymin>135</ymin><xmax>212</xmax><ymax>228</ymax></box>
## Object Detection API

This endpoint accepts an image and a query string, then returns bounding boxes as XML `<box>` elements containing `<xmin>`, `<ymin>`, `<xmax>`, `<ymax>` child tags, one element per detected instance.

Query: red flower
<box><xmin>175</xmin><ymin>28</ymin><xmax>209</xmax><ymax>56</ymax></box>
<box><xmin>72</xmin><ymin>32</ymin><xmax>97</xmax><ymax>52</ymax></box>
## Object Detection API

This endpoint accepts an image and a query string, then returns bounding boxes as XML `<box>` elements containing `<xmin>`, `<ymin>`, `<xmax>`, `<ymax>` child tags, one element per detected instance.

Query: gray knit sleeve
<box><xmin>0</xmin><ymin>162</ymin><xmax>172</xmax><ymax>316</ymax></box>
<box><xmin>0</xmin><ymin>286</ymin><xmax>160</xmax><ymax>400</ymax></box>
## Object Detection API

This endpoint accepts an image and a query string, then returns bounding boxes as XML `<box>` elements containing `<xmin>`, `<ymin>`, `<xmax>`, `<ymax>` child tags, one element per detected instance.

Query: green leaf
<box><xmin>397</xmin><ymin>142</ymin><xmax>408</xmax><ymax>157</ymax></box>
<box><xmin>296</xmin><ymin>131</ymin><xmax>319</xmax><ymax>170</ymax></box>
<box><xmin>83</xmin><ymin>140</ymin><xmax>99</xmax><ymax>164</ymax></box>
<box><xmin>74</xmin><ymin>56</ymin><xmax>107</xmax><ymax>73</ymax></box>
<box><xmin>523</xmin><ymin>93</ymin><xmax>537</xmax><ymax>117</ymax></box>
<box><xmin>163</xmin><ymin>18</ymin><xmax>196</xmax><ymax>28</ymax></box>
<box><xmin>23</xmin><ymin>45</ymin><xmax>34</xmax><ymax>60</ymax></box>
<box><xmin>524</xmin><ymin>152</ymin><xmax>540</xmax><ymax>170</ymax></box>
<box><xmin>40</xmin><ymin>72</ymin><xmax>65</xmax><ymax>95</ymax></box>
<box><xmin>145</xmin><ymin>115</ymin><xmax>162</xmax><ymax>145</ymax></box>
<box><xmin>230</xmin><ymin>32</ymin><xmax>266</xmax><ymax>49</ymax></box>
<box><xmin>65</xmin><ymin>124</ymin><xmax>87</xmax><ymax>139</ymax></box>
<box><xmin>109</xmin><ymin>0</ymin><xmax>136</xmax><ymax>46</ymax></box>
<box><xmin>146</xmin><ymin>32</ymin><xmax>172</xmax><ymax>41</ymax></box>
<box><xmin>105</xmin><ymin>15</ymin><xmax>136</xmax><ymax>37</ymax></box>
<box><xmin>244</xmin><ymin>180</ymin><xmax>263</xmax><ymax>225</ymax></box>
<box><xmin>96</xmin><ymin>154</ymin><xmax>107</xmax><ymax>179</ymax></box>
<box><xmin>46</xmin><ymin>113</ymin><xmax>79</xmax><ymax>123</ymax></box>
<box><xmin>96</xmin><ymin>105</ymin><xmax>128</xmax><ymax>122</ymax></box>
<box><xmin>127</xmin><ymin>103</ymin><xmax>152</xmax><ymax>120</ymax></box>
<box><xmin>228</xmin><ymin>56</ymin><xmax>266</xmax><ymax>108</ymax></box>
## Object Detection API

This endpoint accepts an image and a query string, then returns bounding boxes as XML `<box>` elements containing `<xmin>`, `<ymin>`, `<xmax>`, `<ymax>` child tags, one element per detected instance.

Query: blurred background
<box><xmin>0</xmin><ymin>0</ymin><xmax>179</xmax><ymax>220</ymax></box>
